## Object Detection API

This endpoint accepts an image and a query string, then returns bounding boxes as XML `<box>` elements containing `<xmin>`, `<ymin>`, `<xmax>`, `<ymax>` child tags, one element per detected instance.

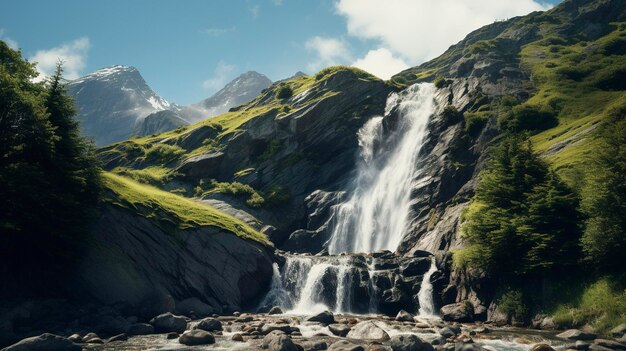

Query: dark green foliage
<box><xmin>593</xmin><ymin>65</ymin><xmax>626</xmax><ymax>91</ymax></box>
<box><xmin>264</xmin><ymin>186</ymin><xmax>290</xmax><ymax>206</ymax></box>
<box><xmin>464</xmin><ymin>112</ymin><xmax>489</xmax><ymax>137</ymax></box>
<box><xmin>434</xmin><ymin>75</ymin><xmax>448</xmax><ymax>89</ymax></box>
<box><xmin>498</xmin><ymin>288</ymin><xmax>528</xmax><ymax>319</ymax></box>
<box><xmin>580</xmin><ymin>115</ymin><xmax>626</xmax><ymax>273</ymax></box>
<box><xmin>441</xmin><ymin>106</ymin><xmax>463</xmax><ymax>127</ymax></box>
<box><xmin>456</xmin><ymin>136</ymin><xmax>581</xmax><ymax>278</ymax></box>
<box><xmin>276</xmin><ymin>84</ymin><xmax>293</xmax><ymax>99</ymax></box>
<box><xmin>499</xmin><ymin>104</ymin><xmax>559</xmax><ymax>133</ymax></box>
<box><xmin>0</xmin><ymin>43</ymin><xmax>101</xmax><ymax>297</ymax></box>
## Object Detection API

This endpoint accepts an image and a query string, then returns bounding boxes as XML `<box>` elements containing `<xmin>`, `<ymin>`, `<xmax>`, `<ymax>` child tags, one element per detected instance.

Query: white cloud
<box><xmin>200</xmin><ymin>27</ymin><xmax>236</xmax><ymax>37</ymax></box>
<box><xmin>249</xmin><ymin>5</ymin><xmax>260</xmax><ymax>18</ymax></box>
<box><xmin>31</xmin><ymin>37</ymin><xmax>90</xmax><ymax>82</ymax></box>
<box><xmin>0</xmin><ymin>29</ymin><xmax>18</xmax><ymax>50</ymax></box>
<box><xmin>352</xmin><ymin>48</ymin><xmax>409</xmax><ymax>80</ymax></box>
<box><xmin>305</xmin><ymin>36</ymin><xmax>352</xmax><ymax>72</ymax></box>
<box><xmin>202</xmin><ymin>61</ymin><xmax>236</xmax><ymax>92</ymax></box>
<box><xmin>335</xmin><ymin>0</ymin><xmax>551</xmax><ymax>63</ymax></box>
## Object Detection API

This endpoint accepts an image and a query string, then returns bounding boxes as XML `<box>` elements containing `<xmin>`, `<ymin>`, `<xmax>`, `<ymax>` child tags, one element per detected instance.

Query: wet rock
<box><xmin>366</xmin><ymin>346</ymin><xmax>392</xmax><ymax>351</ymax></box>
<box><xmin>196</xmin><ymin>317</ymin><xmax>223</xmax><ymax>332</ymax></box>
<box><xmin>329</xmin><ymin>323</ymin><xmax>351</xmax><ymax>337</ymax></box>
<box><xmin>440</xmin><ymin>326</ymin><xmax>460</xmax><ymax>338</ymax></box>
<box><xmin>262</xmin><ymin>324</ymin><xmax>294</xmax><ymax>334</ymax></box>
<box><xmin>67</xmin><ymin>334</ymin><xmax>82</xmax><ymax>343</ymax></box>
<box><xmin>346</xmin><ymin>321</ymin><xmax>390</xmax><ymax>341</ymax></box>
<box><xmin>440</xmin><ymin>302</ymin><xmax>474</xmax><ymax>323</ymax></box>
<box><xmin>269</xmin><ymin>306</ymin><xmax>284</xmax><ymax>315</ymax></box>
<box><xmin>588</xmin><ymin>345</ymin><xmax>613</xmax><ymax>351</ymax></box>
<box><xmin>2</xmin><ymin>333</ymin><xmax>81</xmax><ymax>351</ymax></box>
<box><xmin>306</xmin><ymin>311</ymin><xmax>335</xmax><ymax>325</ymax></box>
<box><xmin>301</xmin><ymin>341</ymin><xmax>328</xmax><ymax>350</ymax></box>
<box><xmin>557</xmin><ymin>329</ymin><xmax>597</xmax><ymax>341</ymax></box>
<box><xmin>178</xmin><ymin>329</ymin><xmax>215</xmax><ymax>346</ymax></box>
<box><xmin>593</xmin><ymin>339</ymin><xmax>626</xmax><ymax>350</ymax></box>
<box><xmin>236</xmin><ymin>316</ymin><xmax>254</xmax><ymax>323</ymax></box>
<box><xmin>612</xmin><ymin>324</ymin><xmax>626</xmax><ymax>337</ymax></box>
<box><xmin>86</xmin><ymin>337</ymin><xmax>104</xmax><ymax>344</ymax></box>
<box><xmin>150</xmin><ymin>312</ymin><xmax>188</xmax><ymax>334</ymax></box>
<box><xmin>530</xmin><ymin>344</ymin><xmax>555</xmax><ymax>351</ymax></box>
<box><xmin>263</xmin><ymin>331</ymin><xmax>298</xmax><ymax>351</ymax></box>
<box><xmin>166</xmin><ymin>332</ymin><xmax>179</xmax><ymax>339</ymax></box>
<box><xmin>126</xmin><ymin>322</ymin><xmax>154</xmax><ymax>335</ymax></box>
<box><xmin>107</xmin><ymin>333</ymin><xmax>127</xmax><ymax>342</ymax></box>
<box><xmin>328</xmin><ymin>340</ymin><xmax>365</xmax><ymax>351</ymax></box>
<box><xmin>232</xmin><ymin>333</ymin><xmax>244</xmax><ymax>342</ymax></box>
<box><xmin>389</xmin><ymin>334</ymin><xmax>434</xmax><ymax>351</ymax></box>
<box><xmin>175</xmin><ymin>297</ymin><xmax>214</xmax><ymax>318</ymax></box>
<box><xmin>395</xmin><ymin>310</ymin><xmax>414</xmax><ymax>322</ymax></box>
<box><xmin>573</xmin><ymin>341</ymin><xmax>590</xmax><ymax>350</ymax></box>
<box><xmin>455</xmin><ymin>345</ymin><xmax>487</xmax><ymax>351</ymax></box>
<box><xmin>473</xmin><ymin>327</ymin><xmax>490</xmax><ymax>334</ymax></box>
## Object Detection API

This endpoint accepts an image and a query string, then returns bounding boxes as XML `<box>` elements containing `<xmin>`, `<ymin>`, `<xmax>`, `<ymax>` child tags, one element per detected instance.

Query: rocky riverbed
<box><xmin>4</xmin><ymin>310</ymin><xmax>625</xmax><ymax>351</ymax></box>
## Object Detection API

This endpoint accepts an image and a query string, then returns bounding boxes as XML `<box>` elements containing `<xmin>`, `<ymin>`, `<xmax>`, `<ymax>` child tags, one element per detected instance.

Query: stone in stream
<box><xmin>389</xmin><ymin>334</ymin><xmax>433</xmax><ymax>351</ymax></box>
<box><xmin>262</xmin><ymin>324</ymin><xmax>295</xmax><ymax>334</ymax></box>
<box><xmin>440</xmin><ymin>302</ymin><xmax>474</xmax><ymax>322</ymax></box>
<box><xmin>328</xmin><ymin>340</ymin><xmax>364</xmax><ymax>351</ymax></box>
<box><xmin>329</xmin><ymin>323</ymin><xmax>351</xmax><ymax>337</ymax></box>
<box><xmin>269</xmin><ymin>306</ymin><xmax>284</xmax><ymax>315</ymax></box>
<box><xmin>196</xmin><ymin>317</ymin><xmax>223</xmax><ymax>332</ymax></box>
<box><xmin>67</xmin><ymin>334</ymin><xmax>82</xmax><ymax>343</ymax></box>
<box><xmin>232</xmin><ymin>333</ymin><xmax>244</xmax><ymax>341</ymax></box>
<box><xmin>557</xmin><ymin>329</ymin><xmax>597</xmax><ymax>341</ymax></box>
<box><xmin>1</xmin><ymin>333</ymin><xmax>81</xmax><ymax>351</ymax></box>
<box><xmin>126</xmin><ymin>322</ymin><xmax>154</xmax><ymax>335</ymax></box>
<box><xmin>150</xmin><ymin>312</ymin><xmax>188</xmax><ymax>333</ymax></box>
<box><xmin>593</xmin><ymin>339</ymin><xmax>626</xmax><ymax>350</ymax></box>
<box><xmin>166</xmin><ymin>332</ymin><xmax>179</xmax><ymax>339</ymax></box>
<box><xmin>306</xmin><ymin>310</ymin><xmax>335</xmax><ymax>325</ymax></box>
<box><xmin>178</xmin><ymin>329</ymin><xmax>215</xmax><ymax>346</ymax></box>
<box><xmin>262</xmin><ymin>330</ymin><xmax>298</xmax><ymax>351</ymax></box>
<box><xmin>395</xmin><ymin>310</ymin><xmax>415</xmax><ymax>322</ymax></box>
<box><xmin>301</xmin><ymin>341</ymin><xmax>328</xmax><ymax>350</ymax></box>
<box><xmin>530</xmin><ymin>344</ymin><xmax>555</xmax><ymax>351</ymax></box>
<box><xmin>106</xmin><ymin>333</ymin><xmax>128</xmax><ymax>342</ymax></box>
<box><xmin>82</xmin><ymin>332</ymin><xmax>99</xmax><ymax>342</ymax></box>
<box><xmin>439</xmin><ymin>326</ymin><xmax>461</xmax><ymax>338</ymax></box>
<box><xmin>346</xmin><ymin>321</ymin><xmax>390</xmax><ymax>341</ymax></box>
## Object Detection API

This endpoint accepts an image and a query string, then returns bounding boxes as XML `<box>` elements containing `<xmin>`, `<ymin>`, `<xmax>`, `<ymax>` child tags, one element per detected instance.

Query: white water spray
<box><xmin>328</xmin><ymin>83</ymin><xmax>436</xmax><ymax>254</ymax></box>
<box><xmin>417</xmin><ymin>258</ymin><xmax>438</xmax><ymax>316</ymax></box>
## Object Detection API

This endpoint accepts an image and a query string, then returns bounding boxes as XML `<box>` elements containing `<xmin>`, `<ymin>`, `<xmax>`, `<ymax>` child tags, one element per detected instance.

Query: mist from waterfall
<box><xmin>327</xmin><ymin>83</ymin><xmax>436</xmax><ymax>255</ymax></box>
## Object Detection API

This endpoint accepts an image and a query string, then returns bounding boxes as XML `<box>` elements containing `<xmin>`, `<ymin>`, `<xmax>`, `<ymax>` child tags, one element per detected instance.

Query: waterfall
<box><xmin>417</xmin><ymin>258</ymin><xmax>438</xmax><ymax>316</ymax></box>
<box><xmin>328</xmin><ymin>83</ymin><xmax>436</xmax><ymax>254</ymax></box>
<box><xmin>261</xmin><ymin>83</ymin><xmax>439</xmax><ymax>316</ymax></box>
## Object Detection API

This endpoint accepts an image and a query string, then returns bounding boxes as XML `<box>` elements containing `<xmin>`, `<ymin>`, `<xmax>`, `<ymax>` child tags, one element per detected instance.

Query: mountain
<box><xmin>132</xmin><ymin>109</ymin><xmax>188</xmax><ymax>137</ymax></box>
<box><xmin>182</xmin><ymin>71</ymin><xmax>272</xmax><ymax>122</ymax></box>
<box><xmin>68</xmin><ymin>65</ymin><xmax>174</xmax><ymax>146</ymax></box>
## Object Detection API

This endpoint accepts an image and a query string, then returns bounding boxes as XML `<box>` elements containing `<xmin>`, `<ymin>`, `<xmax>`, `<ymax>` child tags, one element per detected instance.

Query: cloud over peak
<box><xmin>31</xmin><ymin>37</ymin><xmax>90</xmax><ymax>82</ymax></box>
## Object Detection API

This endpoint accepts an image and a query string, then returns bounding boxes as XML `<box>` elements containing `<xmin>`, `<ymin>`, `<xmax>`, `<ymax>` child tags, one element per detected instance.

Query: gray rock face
<box><xmin>133</xmin><ymin>110</ymin><xmax>188</xmax><ymax>137</ymax></box>
<box><xmin>76</xmin><ymin>205</ymin><xmax>273</xmax><ymax>317</ymax></box>
<box><xmin>1</xmin><ymin>333</ymin><xmax>80</xmax><ymax>351</ymax></box>
<box><xmin>150</xmin><ymin>312</ymin><xmax>187</xmax><ymax>334</ymax></box>
<box><xmin>176</xmin><ymin>297</ymin><xmax>215</xmax><ymax>318</ymax></box>
<box><xmin>178</xmin><ymin>329</ymin><xmax>215</xmax><ymax>346</ymax></box>
<box><xmin>68</xmin><ymin>65</ymin><xmax>173</xmax><ymax>146</ymax></box>
<box><xmin>345</xmin><ymin>321</ymin><xmax>390</xmax><ymax>341</ymax></box>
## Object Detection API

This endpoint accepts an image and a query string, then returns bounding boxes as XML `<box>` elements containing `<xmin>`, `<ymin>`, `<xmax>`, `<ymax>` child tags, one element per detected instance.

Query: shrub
<box><xmin>498</xmin><ymin>288</ymin><xmax>528</xmax><ymax>320</ymax></box>
<box><xmin>276</xmin><ymin>84</ymin><xmax>293</xmax><ymax>99</ymax></box>
<box><xmin>464</xmin><ymin>112</ymin><xmax>489</xmax><ymax>137</ymax></box>
<box><xmin>441</xmin><ymin>106</ymin><xmax>463</xmax><ymax>127</ymax></box>
<box><xmin>593</xmin><ymin>65</ymin><xmax>626</xmax><ymax>91</ymax></box>
<box><xmin>434</xmin><ymin>75</ymin><xmax>448</xmax><ymax>89</ymax></box>
<box><xmin>499</xmin><ymin>104</ymin><xmax>558</xmax><ymax>133</ymax></box>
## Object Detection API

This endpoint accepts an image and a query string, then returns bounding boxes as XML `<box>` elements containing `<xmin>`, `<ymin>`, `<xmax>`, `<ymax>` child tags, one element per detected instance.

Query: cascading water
<box><xmin>262</xmin><ymin>83</ymin><xmax>439</xmax><ymax>316</ymax></box>
<box><xmin>417</xmin><ymin>258</ymin><xmax>438</xmax><ymax>316</ymax></box>
<box><xmin>327</xmin><ymin>83</ymin><xmax>436</xmax><ymax>254</ymax></box>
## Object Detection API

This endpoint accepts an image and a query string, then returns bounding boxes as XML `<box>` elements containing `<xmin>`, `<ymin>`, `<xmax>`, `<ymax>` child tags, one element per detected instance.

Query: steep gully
<box><xmin>261</xmin><ymin>83</ymin><xmax>440</xmax><ymax>317</ymax></box>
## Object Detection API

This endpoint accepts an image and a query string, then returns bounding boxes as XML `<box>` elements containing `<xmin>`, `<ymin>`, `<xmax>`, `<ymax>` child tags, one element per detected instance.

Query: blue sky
<box><xmin>2</xmin><ymin>0</ymin><xmax>560</xmax><ymax>105</ymax></box>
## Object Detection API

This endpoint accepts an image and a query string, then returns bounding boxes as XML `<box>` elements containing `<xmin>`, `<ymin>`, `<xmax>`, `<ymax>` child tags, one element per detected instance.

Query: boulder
<box><xmin>306</xmin><ymin>311</ymin><xmax>335</xmax><ymax>325</ymax></box>
<box><xmin>107</xmin><ymin>333</ymin><xmax>128</xmax><ymax>342</ymax></box>
<box><xmin>557</xmin><ymin>329</ymin><xmax>597</xmax><ymax>341</ymax></box>
<box><xmin>126</xmin><ymin>323</ymin><xmax>154</xmax><ymax>335</ymax></box>
<box><xmin>395</xmin><ymin>310</ymin><xmax>414</xmax><ymax>322</ymax></box>
<box><xmin>150</xmin><ymin>312</ymin><xmax>188</xmax><ymax>333</ymax></box>
<box><xmin>346</xmin><ymin>321</ymin><xmax>390</xmax><ymax>341</ymax></box>
<box><xmin>530</xmin><ymin>344</ymin><xmax>555</xmax><ymax>351</ymax></box>
<box><xmin>166</xmin><ymin>332</ymin><xmax>179</xmax><ymax>339</ymax></box>
<box><xmin>67</xmin><ymin>334</ymin><xmax>82</xmax><ymax>343</ymax></box>
<box><xmin>612</xmin><ymin>324</ymin><xmax>626</xmax><ymax>337</ymax></box>
<box><xmin>175</xmin><ymin>297</ymin><xmax>214</xmax><ymax>317</ymax></box>
<box><xmin>232</xmin><ymin>333</ymin><xmax>244</xmax><ymax>342</ymax></box>
<box><xmin>328</xmin><ymin>340</ymin><xmax>365</xmax><ymax>351</ymax></box>
<box><xmin>439</xmin><ymin>326</ymin><xmax>460</xmax><ymax>338</ymax></box>
<box><xmin>1</xmin><ymin>333</ymin><xmax>81</xmax><ymax>351</ymax></box>
<box><xmin>178</xmin><ymin>329</ymin><xmax>215</xmax><ymax>346</ymax></box>
<box><xmin>440</xmin><ymin>302</ymin><xmax>474</xmax><ymax>323</ymax></box>
<box><xmin>301</xmin><ymin>341</ymin><xmax>328</xmax><ymax>350</ymax></box>
<box><xmin>196</xmin><ymin>317</ymin><xmax>222</xmax><ymax>332</ymax></box>
<box><xmin>329</xmin><ymin>323</ymin><xmax>351</xmax><ymax>337</ymax></box>
<box><xmin>262</xmin><ymin>331</ymin><xmax>298</xmax><ymax>351</ymax></box>
<box><xmin>389</xmin><ymin>334</ymin><xmax>433</xmax><ymax>351</ymax></box>
<box><xmin>269</xmin><ymin>306</ymin><xmax>284</xmax><ymax>315</ymax></box>
<box><xmin>82</xmin><ymin>333</ymin><xmax>99</xmax><ymax>342</ymax></box>
<box><xmin>262</xmin><ymin>324</ymin><xmax>294</xmax><ymax>335</ymax></box>
<box><xmin>593</xmin><ymin>339</ymin><xmax>626</xmax><ymax>350</ymax></box>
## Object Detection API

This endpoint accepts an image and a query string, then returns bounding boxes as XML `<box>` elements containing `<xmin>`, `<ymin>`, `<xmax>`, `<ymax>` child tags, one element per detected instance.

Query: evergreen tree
<box><xmin>456</xmin><ymin>135</ymin><xmax>581</xmax><ymax>279</ymax></box>
<box><xmin>581</xmin><ymin>114</ymin><xmax>626</xmax><ymax>273</ymax></box>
